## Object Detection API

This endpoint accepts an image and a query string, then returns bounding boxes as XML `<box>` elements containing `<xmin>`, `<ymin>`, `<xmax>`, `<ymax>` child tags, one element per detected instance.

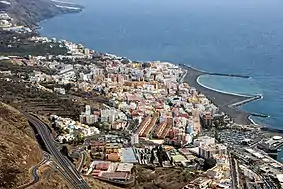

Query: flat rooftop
<box><xmin>120</xmin><ymin>148</ymin><xmax>138</xmax><ymax>163</ymax></box>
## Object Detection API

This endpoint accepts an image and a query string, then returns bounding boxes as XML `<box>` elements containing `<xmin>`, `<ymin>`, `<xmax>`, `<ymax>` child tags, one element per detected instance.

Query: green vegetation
<box><xmin>0</xmin><ymin>31</ymin><xmax>67</xmax><ymax>56</ymax></box>
<box><xmin>203</xmin><ymin>158</ymin><xmax>217</xmax><ymax>170</ymax></box>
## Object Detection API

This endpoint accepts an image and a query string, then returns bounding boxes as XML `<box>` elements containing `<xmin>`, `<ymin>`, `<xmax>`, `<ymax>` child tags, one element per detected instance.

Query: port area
<box><xmin>179</xmin><ymin>64</ymin><xmax>266</xmax><ymax>125</ymax></box>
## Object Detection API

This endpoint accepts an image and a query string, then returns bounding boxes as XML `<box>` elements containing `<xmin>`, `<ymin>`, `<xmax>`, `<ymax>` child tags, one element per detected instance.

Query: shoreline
<box><xmin>179</xmin><ymin>64</ymin><xmax>261</xmax><ymax>125</ymax></box>
<box><xmin>196</xmin><ymin>76</ymin><xmax>254</xmax><ymax>98</ymax></box>
<box><xmin>34</xmin><ymin>6</ymin><xmax>273</xmax><ymax>128</ymax></box>
<box><xmin>248</xmin><ymin>115</ymin><xmax>259</xmax><ymax>126</ymax></box>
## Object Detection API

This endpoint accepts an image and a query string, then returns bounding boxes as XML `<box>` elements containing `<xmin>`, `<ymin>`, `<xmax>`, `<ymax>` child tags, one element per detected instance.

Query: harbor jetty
<box><xmin>179</xmin><ymin>64</ymin><xmax>264</xmax><ymax>125</ymax></box>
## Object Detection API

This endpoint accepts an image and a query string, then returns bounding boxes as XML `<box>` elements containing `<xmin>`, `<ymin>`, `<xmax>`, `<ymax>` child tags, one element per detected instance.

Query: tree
<box><xmin>150</xmin><ymin>149</ymin><xmax>155</xmax><ymax>164</ymax></box>
<box><xmin>64</xmin><ymin>83</ymin><xmax>72</xmax><ymax>92</ymax></box>
<box><xmin>170</xmin><ymin>157</ymin><xmax>173</xmax><ymax>165</ymax></box>
<box><xmin>77</xmin><ymin>132</ymin><xmax>85</xmax><ymax>144</ymax></box>
<box><xmin>156</xmin><ymin>146</ymin><xmax>164</xmax><ymax>166</ymax></box>
<box><xmin>203</xmin><ymin>158</ymin><xmax>216</xmax><ymax>170</ymax></box>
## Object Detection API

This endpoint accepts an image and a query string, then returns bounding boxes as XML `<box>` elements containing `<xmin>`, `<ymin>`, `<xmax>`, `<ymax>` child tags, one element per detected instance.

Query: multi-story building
<box><xmin>85</xmin><ymin>105</ymin><xmax>91</xmax><ymax>116</ymax></box>
<box><xmin>194</xmin><ymin>136</ymin><xmax>215</xmax><ymax>147</ymax></box>
<box><xmin>130</xmin><ymin>134</ymin><xmax>139</xmax><ymax>145</ymax></box>
<box><xmin>92</xmin><ymin>68</ymin><xmax>104</xmax><ymax>76</ymax></box>
<box><xmin>135</xmin><ymin>116</ymin><xmax>152</xmax><ymax>136</ymax></box>
<box><xmin>199</xmin><ymin>144</ymin><xmax>227</xmax><ymax>159</ymax></box>
<box><xmin>141</xmin><ymin>114</ymin><xmax>158</xmax><ymax>137</ymax></box>
<box><xmin>201</xmin><ymin>113</ymin><xmax>213</xmax><ymax>128</ymax></box>
<box><xmin>154</xmin><ymin>121</ymin><xmax>167</xmax><ymax>138</ymax></box>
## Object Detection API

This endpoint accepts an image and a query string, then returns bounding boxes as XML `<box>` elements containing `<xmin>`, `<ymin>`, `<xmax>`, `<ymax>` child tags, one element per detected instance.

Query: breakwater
<box><xmin>179</xmin><ymin>64</ymin><xmax>250</xmax><ymax>78</ymax></box>
<box><xmin>179</xmin><ymin>64</ymin><xmax>265</xmax><ymax>125</ymax></box>
<box><xmin>229</xmin><ymin>94</ymin><xmax>263</xmax><ymax>108</ymax></box>
<box><xmin>207</xmin><ymin>72</ymin><xmax>250</xmax><ymax>79</ymax></box>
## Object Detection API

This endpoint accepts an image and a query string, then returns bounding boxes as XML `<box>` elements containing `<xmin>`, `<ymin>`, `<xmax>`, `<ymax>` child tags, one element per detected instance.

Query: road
<box><xmin>229</xmin><ymin>153</ymin><xmax>243</xmax><ymax>189</ymax></box>
<box><xmin>17</xmin><ymin>152</ymin><xmax>50</xmax><ymax>189</ymax></box>
<box><xmin>78</xmin><ymin>151</ymin><xmax>87</xmax><ymax>173</ymax></box>
<box><xmin>24</xmin><ymin>113</ymin><xmax>90</xmax><ymax>189</ymax></box>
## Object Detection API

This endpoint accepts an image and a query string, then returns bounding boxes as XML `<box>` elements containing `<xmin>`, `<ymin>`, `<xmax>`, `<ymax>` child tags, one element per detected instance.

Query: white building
<box><xmin>86</xmin><ymin>115</ymin><xmax>96</xmax><ymax>125</ymax></box>
<box><xmin>92</xmin><ymin>68</ymin><xmax>104</xmax><ymax>76</ymax></box>
<box><xmin>199</xmin><ymin>144</ymin><xmax>227</xmax><ymax>159</ymax></box>
<box><xmin>85</xmin><ymin>105</ymin><xmax>91</xmax><ymax>116</ymax></box>
<box><xmin>54</xmin><ymin>87</ymin><xmax>66</xmax><ymax>95</ymax></box>
<box><xmin>101</xmin><ymin>109</ymin><xmax>117</xmax><ymax>123</ymax></box>
<box><xmin>131</xmin><ymin>134</ymin><xmax>139</xmax><ymax>145</ymax></box>
<box><xmin>194</xmin><ymin>136</ymin><xmax>215</xmax><ymax>147</ymax></box>
<box><xmin>59</xmin><ymin>64</ymin><xmax>74</xmax><ymax>75</ymax></box>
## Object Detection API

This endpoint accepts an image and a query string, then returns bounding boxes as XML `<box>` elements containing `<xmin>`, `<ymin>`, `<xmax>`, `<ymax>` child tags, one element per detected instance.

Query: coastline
<box><xmin>36</xmin><ymin>24</ymin><xmax>262</xmax><ymax>126</ymax></box>
<box><xmin>196</xmin><ymin>76</ymin><xmax>254</xmax><ymax>98</ymax></box>
<box><xmin>2</xmin><ymin>2</ymin><xmax>283</xmax><ymax>187</ymax></box>
<box><xmin>34</xmin><ymin>4</ymin><xmax>270</xmax><ymax>127</ymax></box>
<box><xmin>179</xmin><ymin>64</ymin><xmax>261</xmax><ymax>125</ymax></box>
<box><xmin>248</xmin><ymin>115</ymin><xmax>258</xmax><ymax>125</ymax></box>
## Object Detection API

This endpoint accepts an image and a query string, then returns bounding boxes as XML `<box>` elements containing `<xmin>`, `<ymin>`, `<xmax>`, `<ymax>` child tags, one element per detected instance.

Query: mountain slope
<box><xmin>2</xmin><ymin>0</ymin><xmax>81</xmax><ymax>27</ymax></box>
<box><xmin>0</xmin><ymin>102</ymin><xmax>43</xmax><ymax>189</ymax></box>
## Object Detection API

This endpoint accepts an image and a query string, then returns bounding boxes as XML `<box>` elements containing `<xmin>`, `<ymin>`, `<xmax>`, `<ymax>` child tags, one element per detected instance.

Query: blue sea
<box><xmin>39</xmin><ymin>0</ymin><xmax>283</xmax><ymax>131</ymax></box>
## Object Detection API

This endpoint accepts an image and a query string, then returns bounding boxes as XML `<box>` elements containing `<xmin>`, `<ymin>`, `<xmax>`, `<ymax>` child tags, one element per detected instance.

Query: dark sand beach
<box><xmin>181</xmin><ymin>65</ymin><xmax>259</xmax><ymax>125</ymax></box>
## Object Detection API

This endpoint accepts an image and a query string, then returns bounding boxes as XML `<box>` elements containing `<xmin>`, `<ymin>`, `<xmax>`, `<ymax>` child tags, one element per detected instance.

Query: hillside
<box><xmin>0</xmin><ymin>0</ymin><xmax>82</xmax><ymax>27</ymax></box>
<box><xmin>0</xmin><ymin>102</ymin><xmax>43</xmax><ymax>188</ymax></box>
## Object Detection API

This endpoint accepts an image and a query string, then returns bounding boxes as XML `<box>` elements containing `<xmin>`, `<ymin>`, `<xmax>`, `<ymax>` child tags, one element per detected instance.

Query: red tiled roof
<box><xmin>154</xmin><ymin>121</ymin><xmax>167</xmax><ymax>138</ymax></box>
<box><xmin>96</xmin><ymin>163</ymin><xmax>110</xmax><ymax>171</ymax></box>
<box><xmin>135</xmin><ymin>116</ymin><xmax>152</xmax><ymax>136</ymax></box>
<box><xmin>141</xmin><ymin>115</ymin><xmax>158</xmax><ymax>137</ymax></box>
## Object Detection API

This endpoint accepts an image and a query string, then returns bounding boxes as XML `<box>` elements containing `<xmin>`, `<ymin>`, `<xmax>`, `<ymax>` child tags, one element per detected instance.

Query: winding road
<box><xmin>78</xmin><ymin>151</ymin><xmax>87</xmax><ymax>173</ymax></box>
<box><xmin>17</xmin><ymin>152</ymin><xmax>51</xmax><ymax>189</ymax></box>
<box><xmin>24</xmin><ymin>113</ymin><xmax>90</xmax><ymax>189</ymax></box>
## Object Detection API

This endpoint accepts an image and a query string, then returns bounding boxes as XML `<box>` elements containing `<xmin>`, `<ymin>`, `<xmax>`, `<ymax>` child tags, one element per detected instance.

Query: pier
<box><xmin>229</xmin><ymin>94</ymin><xmax>263</xmax><ymax>108</ymax></box>
<box><xmin>207</xmin><ymin>72</ymin><xmax>250</xmax><ymax>78</ymax></box>
<box><xmin>179</xmin><ymin>64</ymin><xmax>264</xmax><ymax>125</ymax></box>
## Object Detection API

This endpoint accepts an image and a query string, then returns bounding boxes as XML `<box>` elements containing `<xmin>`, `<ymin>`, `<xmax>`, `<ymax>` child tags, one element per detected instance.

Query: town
<box><xmin>1</xmin><ymin>8</ymin><xmax>283</xmax><ymax>189</ymax></box>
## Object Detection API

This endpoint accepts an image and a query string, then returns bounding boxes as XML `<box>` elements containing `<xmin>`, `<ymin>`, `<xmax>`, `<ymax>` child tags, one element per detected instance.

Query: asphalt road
<box><xmin>17</xmin><ymin>152</ymin><xmax>50</xmax><ymax>189</ymax></box>
<box><xmin>78</xmin><ymin>151</ymin><xmax>87</xmax><ymax>173</ymax></box>
<box><xmin>24</xmin><ymin>113</ymin><xmax>90</xmax><ymax>189</ymax></box>
<box><xmin>229</xmin><ymin>153</ymin><xmax>243</xmax><ymax>189</ymax></box>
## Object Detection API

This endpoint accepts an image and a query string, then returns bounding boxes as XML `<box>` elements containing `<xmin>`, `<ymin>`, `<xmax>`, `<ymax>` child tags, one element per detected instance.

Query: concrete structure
<box><xmin>120</xmin><ymin>148</ymin><xmax>138</xmax><ymax>163</ymax></box>
<box><xmin>85</xmin><ymin>105</ymin><xmax>91</xmax><ymax>116</ymax></box>
<box><xmin>54</xmin><ymin>87</ymin><xmax>66</xmax><ymax>95</ymax></box>
<box><xmin>116</xmin><ymin>163</ymin><xmax>133</xmax><ymax>173</ymax></box>
<box><xmin>130</xmin><ymin>134</ymin><xmax>139</xmax><ymax>145</ymax></box>
<box><xmin>194</xmin><ymin>136</ymin><xmax>215</xmax><ymax>147</ymax></box>
<box><xmin>199</xmin><ymin>144</ymin><xmax>227</xmax><ymax>159</ymax></box>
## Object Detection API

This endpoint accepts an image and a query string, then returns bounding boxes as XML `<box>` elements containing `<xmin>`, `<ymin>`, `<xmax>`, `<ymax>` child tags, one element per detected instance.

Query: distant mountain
<box><xmin>2</xmin><ymin>0</ymin><xmax>82</xmax><ymax>27</ymax></box>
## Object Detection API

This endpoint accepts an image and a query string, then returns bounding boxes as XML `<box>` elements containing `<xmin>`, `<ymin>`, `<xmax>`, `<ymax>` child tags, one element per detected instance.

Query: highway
<box><xmin>24</xmin><ymin>113</ymin><xmax>90</xmax><ymax>189</ymax></box>
<box><xmin>229</xmin><ymin>153</ymin><xmax>243</xmax><ymax>189</ymax></box>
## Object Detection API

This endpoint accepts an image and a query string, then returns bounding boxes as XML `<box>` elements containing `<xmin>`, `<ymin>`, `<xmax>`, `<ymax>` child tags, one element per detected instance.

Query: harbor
<box><xmin>179</xmin><ymin>64</ymin><xmax>265</xmax><ymax>125</ymax></box>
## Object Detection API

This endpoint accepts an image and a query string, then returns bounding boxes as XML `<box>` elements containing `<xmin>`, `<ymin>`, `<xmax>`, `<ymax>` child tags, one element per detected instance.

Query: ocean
<box><xmin>39</xmin><ymin>0</ymin><xmax>283</xmax><ymax>130</ymax></box>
